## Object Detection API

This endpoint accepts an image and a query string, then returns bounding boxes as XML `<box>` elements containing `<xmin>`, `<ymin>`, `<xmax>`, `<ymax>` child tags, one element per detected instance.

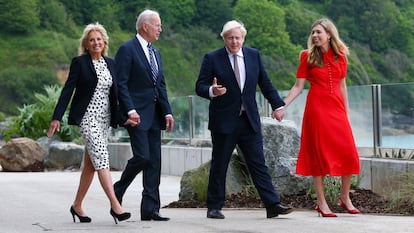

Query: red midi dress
<box><xmin>295</xmin><ymin>49</ymin><xmax>360</xmax><ymax>176</ymax></box>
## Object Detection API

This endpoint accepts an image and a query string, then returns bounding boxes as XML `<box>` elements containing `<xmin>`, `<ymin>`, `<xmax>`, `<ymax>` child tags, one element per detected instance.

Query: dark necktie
<box><xmin>148</xmin><ymin>43</ymin><xmax>158</xmax><ymax>83</ymax></box>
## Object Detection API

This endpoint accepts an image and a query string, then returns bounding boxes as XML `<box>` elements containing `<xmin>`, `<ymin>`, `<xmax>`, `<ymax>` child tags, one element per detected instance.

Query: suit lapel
<box><xmin>219</xmin><ymin>48</ymin><xmax>239</xmax><ymax>88</ymax></box>
<box><xmin>133</xmin><ymin>37</ymin><xmax>159</xmax><ymax>84</ymax></box>
<box><xmin>85</xmin><ymin>55</ymin><xmax>98</xmax><ymax>79</ymax></box>
<box><xmin>241</xmin><ymin>47</ymin><xmax>251</xmax><ymax>91</ymax></box>
<box><xmin>153</xmin><ymin>47</ymin><xmax>161</xmax><ymax>81</ymax></box>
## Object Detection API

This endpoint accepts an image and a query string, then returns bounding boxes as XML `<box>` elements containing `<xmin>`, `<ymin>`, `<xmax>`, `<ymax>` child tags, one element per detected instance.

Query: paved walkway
<box><xmin>0</xmin><ymin>171</ymin><xmax>413</xmax><ymax>233</ymax></box>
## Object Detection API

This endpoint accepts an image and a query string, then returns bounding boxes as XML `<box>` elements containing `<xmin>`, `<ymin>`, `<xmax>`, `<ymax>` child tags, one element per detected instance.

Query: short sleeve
<box><xmin>339</xmin><ymin>55</ymin><xmax>347</xmax><ymax>78</ymax></box>
<box><xmin>296</xmin><ymin>50</ymin><xmax>308</xmax><ymax>78</ymax></box>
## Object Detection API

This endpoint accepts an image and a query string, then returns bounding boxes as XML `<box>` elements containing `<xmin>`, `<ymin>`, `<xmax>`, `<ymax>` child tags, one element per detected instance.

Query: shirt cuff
<box><xmin>128</xmin><ymin>109</ymin><xmax>137</xmax><ymax>115</ymax></box>
<box><xmin>209</xmin><ymin>86</ymin><xmax>217</xmax><ymax>98</ymax></box>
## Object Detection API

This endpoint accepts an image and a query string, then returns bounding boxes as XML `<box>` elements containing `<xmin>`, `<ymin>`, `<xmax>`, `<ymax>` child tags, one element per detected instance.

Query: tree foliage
<box><xmin>0</xmin><ymin>0</ymin><xmax>40</xmax><ymax>34</ymax></box>
<box><xmin>236</xmin><ymin>0</ymin><xmax>302</xmax><ymax>60</ymax></box>
<box><xmin>155</xmin><ymin>0</ymin><xmax>196</xmax><ymax>30</ymax></box>
<box><xmin>0</xmin><ymin>67</ymin><xmax>57</xmax><ymax>115</ymax></box>
<box><xmin>38</xmin><ymin>0</ymin><xmax>77</xmax><ymax>35</ymax></box>
<box><xmin>191</xmin><ymin>0</ymin><xmax>234</xmax><ymax>33</ymax></box>
<box><xmin>1</xmin><ymin>0</ymin><xmax>414</xmax><ymax>118</ymax></box>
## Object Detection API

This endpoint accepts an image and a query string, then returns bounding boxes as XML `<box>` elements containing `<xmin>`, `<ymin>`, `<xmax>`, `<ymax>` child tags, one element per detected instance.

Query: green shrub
<box><xmin>379</xmin><ymin>148</ymin><xmax>414</xmax><ymax>159</ymax></box>
<box><xmin>0</xmin><ymin>112</ymin><xmax>6</xmax><ymax>122</ymax></box>
<box><xmin>190</xmin><ymin>165</ymin><xmax>209</xmax><ymax>202</ymax></box>
<box><xmin>308</xmin><ymin>175</ymin><xmax>360</xmax><ymax>206</ymax></box>
<box><xmin>386</xmin><ymin>172</ymin><xmax>414</xmax><ymax>215</ymax></box>
<box><xmin>4</xmin><ymin>85</ymin><xmax>80</xmax><ymax>142</ymax></box>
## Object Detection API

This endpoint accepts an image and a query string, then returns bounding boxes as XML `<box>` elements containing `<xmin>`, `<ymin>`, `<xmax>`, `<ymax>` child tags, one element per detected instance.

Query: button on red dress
<box><xmin>295</xmin><ymin>49</ymin><xmax>360</xmax><ymax>176</ymax></box>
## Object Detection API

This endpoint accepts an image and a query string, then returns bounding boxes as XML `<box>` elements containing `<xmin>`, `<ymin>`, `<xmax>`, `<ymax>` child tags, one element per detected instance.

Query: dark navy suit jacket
<box><xmin>196</xmin><ymin>46</ymin><xmax>285</xmax><ymax>134</ymax></box>
<box><xmin>52</xmin><ymin>54</ymin><xmax>119</xmax><ymax>128</ymax></box>
<box><xmin>115</xmin><ymin>37</ymin><xmax>172</xmax><ymax>130</ymax></box>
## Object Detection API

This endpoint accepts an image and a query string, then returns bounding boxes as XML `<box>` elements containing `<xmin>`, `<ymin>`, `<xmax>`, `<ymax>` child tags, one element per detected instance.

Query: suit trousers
<box><xmin>207</xmin><ymin>113</ymin><xmax>280</xmax><ymax>209</ymax></box>
<box><xmin>114</xmin><ymin>116</ymin><xmax>162</xmax><ymax>215</ymax></box>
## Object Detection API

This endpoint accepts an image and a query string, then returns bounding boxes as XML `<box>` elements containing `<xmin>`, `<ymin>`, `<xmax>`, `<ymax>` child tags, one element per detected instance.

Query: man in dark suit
<box><xmin>195</xmin><ymin>20</ymin><xmax>293</xmax><ymax>219</ymax></box>
<box><xmin>114</xmin><ymin>9</ymin><xmax>174</xmax><ymax>221</ymax></box>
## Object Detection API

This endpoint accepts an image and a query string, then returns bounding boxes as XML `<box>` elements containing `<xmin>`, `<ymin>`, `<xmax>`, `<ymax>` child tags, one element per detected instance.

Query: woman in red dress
<box><xmin>281</xmin><ymin>18</ymin><xmax>360</xmax><ymax>217</ymax></box>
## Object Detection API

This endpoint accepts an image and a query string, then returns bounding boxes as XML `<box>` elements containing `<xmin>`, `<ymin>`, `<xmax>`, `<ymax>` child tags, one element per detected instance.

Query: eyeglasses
<box><xmin>147</xmin><ymin>23</ymin><xmax>162</xmax><ymax>29</ymax></box>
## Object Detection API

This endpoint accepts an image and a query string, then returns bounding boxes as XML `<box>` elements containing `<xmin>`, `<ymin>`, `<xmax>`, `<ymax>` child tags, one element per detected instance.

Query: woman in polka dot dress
<box><xmin>48</xmin><ymin>23</ymin><xmax>135</xmax><ymax>224</ymax></box>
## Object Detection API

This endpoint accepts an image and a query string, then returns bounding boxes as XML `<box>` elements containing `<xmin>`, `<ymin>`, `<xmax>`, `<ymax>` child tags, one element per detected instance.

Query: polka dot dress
<box><xmin>80</xmin><ymin>58</ymin><xmax>112</xmax><ymax>170</ymax></box>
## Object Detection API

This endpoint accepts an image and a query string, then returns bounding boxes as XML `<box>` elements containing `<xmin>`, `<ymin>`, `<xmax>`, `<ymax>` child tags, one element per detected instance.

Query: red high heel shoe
<box><xmin>338</xmin><ymin>198</ymin><xmax>360</xmax><ymax>214</ymax></box>
<box><xmin>315</xmin><ymin>205</ymin><xmax>337</xmax><ymax>217</ymax></box>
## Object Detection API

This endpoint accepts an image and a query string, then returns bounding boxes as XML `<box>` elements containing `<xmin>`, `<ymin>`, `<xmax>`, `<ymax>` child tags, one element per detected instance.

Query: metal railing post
<box><xmin>188</xmin><ymin>95</ymin><xmax>194</xmax><ymax>144</ymax></box>
<box><xmin>372</xmin><ymin>84</ymin><xmax>382</xmax><ymax>156</ymax></box>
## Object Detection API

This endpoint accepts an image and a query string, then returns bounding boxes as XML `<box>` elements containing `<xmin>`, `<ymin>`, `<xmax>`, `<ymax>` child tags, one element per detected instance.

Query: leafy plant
<box><xmin>386</xmin><ymin>172</ymin><xmax>414</xmax><ymax>214</ymax></box>
<box><xmin>4</xmin><ymin>85</ymin><xmax>80</xmax><ymax>142</ymax></box>
<box><xmin>378</xmin><ymin>148</ymin><xmax>414</xmax><ymax>159</ymax></box>
<box><xmin>189</xmin><ymin>164</ymin><xmax>209</xmax><ymax>202</ymax></box>
<box><xmin>235</xmin><ymin>153</ymin><xmax>260</xmax><ymax>199</ymax></box>
<box><xmin>307</xmin><ymin>175</ymin><xmax>360</xmax><ymax>207</ymax></box>
<box><xmin>0</xmin><ymin>112</ymin><xmax>6</xmax><ymax>122</ymax></box>
<box><xmin>241</xmin><ymin>170</ymin><xmax>260</xmax><ymax>198</ymax></box>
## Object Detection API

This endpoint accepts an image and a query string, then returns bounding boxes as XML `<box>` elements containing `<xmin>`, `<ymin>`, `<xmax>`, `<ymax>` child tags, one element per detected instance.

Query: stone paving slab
<box><xmin>0</xmin><ymin>171</ymin><xmax>413</xmax><ymax>233</ymax></box>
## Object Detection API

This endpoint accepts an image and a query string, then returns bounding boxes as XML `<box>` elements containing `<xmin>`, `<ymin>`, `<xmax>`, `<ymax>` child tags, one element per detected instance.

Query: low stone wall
<box><xmin>107</xmin><ymin>143</ymin><xmax>212</xmax><ymax>175</ymax></box>
<box><xmin>108</xmin><ymin>143</ymin><xmax>414</xmax><ymax>196</ymax></box>
<box><xmin>359</xmin><ymin>157</ymin><xmax>414</xmax><ymax>195</ymax></box>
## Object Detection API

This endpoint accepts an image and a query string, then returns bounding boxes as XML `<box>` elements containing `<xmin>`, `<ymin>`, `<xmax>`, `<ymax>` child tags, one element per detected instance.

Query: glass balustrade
<box><xmin>110</xmin><ymin>83</ymin><xmax>414</xmax><ymax>150</ymax></box>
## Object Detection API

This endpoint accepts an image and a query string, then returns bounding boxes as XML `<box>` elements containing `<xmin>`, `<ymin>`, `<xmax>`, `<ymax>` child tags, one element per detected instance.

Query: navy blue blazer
<box><xmin>52</xmin><ymin>54</ymin><xmax>119</xmax><ymax>128</ymax></box>
<box><xmin>115</xmin><ymin>37</ymin><xmax>172</xmax><ymax>130</ymax></box>
<box><xmin>196</xmin><ymin>46</ymin><xmax>285</xmax><ymax>134</ymax></box>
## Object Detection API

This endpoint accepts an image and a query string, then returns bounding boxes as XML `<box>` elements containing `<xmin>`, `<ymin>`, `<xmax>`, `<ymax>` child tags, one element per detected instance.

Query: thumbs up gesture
<box><xmin>212</xmin><ymin>77</ymin><xmax>227</xmax><ymax>96</ymax></box>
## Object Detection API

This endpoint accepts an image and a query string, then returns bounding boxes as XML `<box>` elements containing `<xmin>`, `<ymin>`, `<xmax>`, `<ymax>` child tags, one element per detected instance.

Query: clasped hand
<box><xmin>271</xmin><ymin>108</ymin><xmax>285</xmax><ymax>122</ymax></box>
<box><xmin>124</xmin><ymin>112</ymin><xmax>140</xmax><ymax>127</ymax></box>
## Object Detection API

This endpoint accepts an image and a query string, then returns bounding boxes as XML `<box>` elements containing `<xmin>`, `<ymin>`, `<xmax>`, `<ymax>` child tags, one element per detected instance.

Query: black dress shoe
<box><xmin>207</xmin><ymin>209</ymin><xmax>225</xmax><ymax>219</ymax></box>
<box><xmin>141</xmin><ymin>212</ymin><xmax>170</xmax><ymax>221</ymax></box>
<box><xmin>266</xmin><ymin>203</ymin><xmax>294</xmax><ymax>218</ymax></box>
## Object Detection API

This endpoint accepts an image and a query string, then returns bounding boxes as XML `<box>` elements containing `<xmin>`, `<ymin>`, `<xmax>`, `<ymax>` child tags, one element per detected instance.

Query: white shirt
<box><xmin>128</xmin><ymin>34</ymin><xmax>166</xmax><ymax>117</ymax></box>
<box><xmin>209</xmin><ymin>48</ymin><xmax>246</xmax><ymax>97</ymax></box>
<box><xmin>227</xmin><ymin>49</ymin><xmax>246</xmax><ymax>92</ymax></box>
<box><xmin>136</xmin><ymin>34</ymin><xmax>158</xmax><ymax>68</ymax></box>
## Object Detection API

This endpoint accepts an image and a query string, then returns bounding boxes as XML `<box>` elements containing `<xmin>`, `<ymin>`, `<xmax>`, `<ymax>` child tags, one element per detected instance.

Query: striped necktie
<box><xmin>147</xmin><ymin>43</ymin><xmax>158</xmax><ymax>83</ymax></box>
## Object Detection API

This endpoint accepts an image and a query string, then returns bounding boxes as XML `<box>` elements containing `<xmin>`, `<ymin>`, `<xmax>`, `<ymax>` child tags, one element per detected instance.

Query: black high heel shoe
<box><xmin>70</xmin><ymin>206</ymin><xmax>92</xmax><ymax>223</ymax></box>
<box><xmin>110</xmin><ymin>209</ymin><xmax>131</xmax><ymax>224</ymax></box>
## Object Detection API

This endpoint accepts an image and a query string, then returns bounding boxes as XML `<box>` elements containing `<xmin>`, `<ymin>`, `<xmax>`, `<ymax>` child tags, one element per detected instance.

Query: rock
<box><xmin>179</xmin><ymin>162</ymin><xmax>208</xmax><ymax>201</ymax></box>
<box><xmin>44</xmin><ymin>141</ymin><xmax>84</xmax><ymax>169</ymax></box>
<box><xmin>37</xmin><ymin>136</ymin><xmax>60</xmax><ymax>154</ymax></box>
<box><xmin>0</xmin><ymin>137</ymin><xmax>46</xmax><ymax>172</ymax></box>
<box><xmin>261</xmin><ymin>118</ymin><xmax>311</xmax><ymax>195</ymax></box>
<box><xmin>179</xmin><ymin>150</ymin><xmax>247</xmax><ymax>201</ymax></box>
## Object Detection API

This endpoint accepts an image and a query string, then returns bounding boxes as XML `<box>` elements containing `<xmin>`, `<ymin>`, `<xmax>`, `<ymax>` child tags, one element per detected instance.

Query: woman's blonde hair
<box><xmin>307</xmin><ymin>18</ymin><xmax>349</xmax><ymax>67</ymax></box>
<box><xmin>78</xmin><ymin>22</ymin><xmax>109</xmax><ymax>56</ymax></box>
